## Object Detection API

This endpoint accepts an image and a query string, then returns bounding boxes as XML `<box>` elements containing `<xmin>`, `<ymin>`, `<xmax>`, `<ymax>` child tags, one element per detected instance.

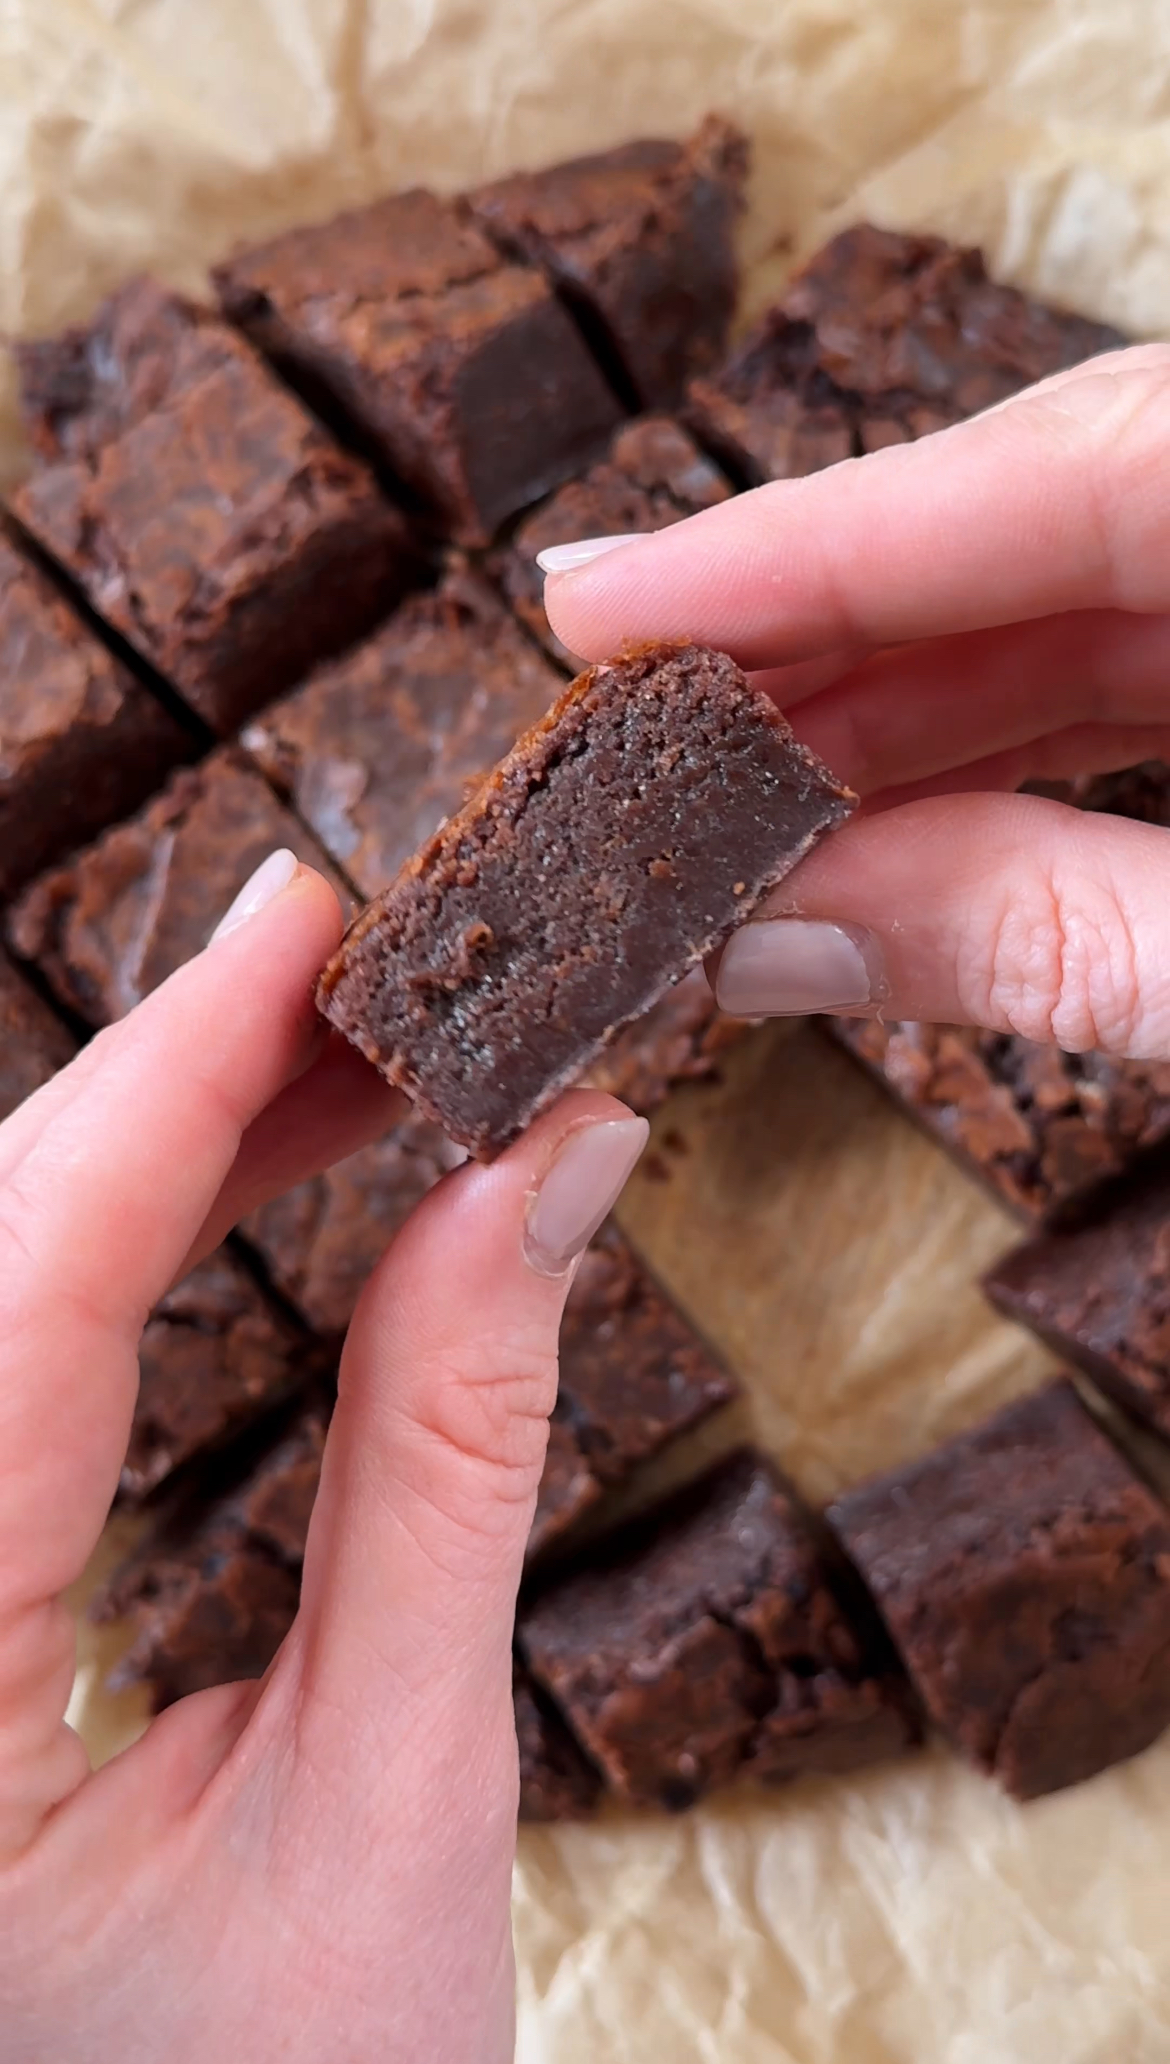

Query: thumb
<box><xmin>712</xmin><ymin>791</ymin><xmax>1170</xmax><ymax>1057</ymax></box>
<box><xmin>293</xmin><ymin>1087</ymin><xmax>648</xmax><ymax>1734</ymax></box>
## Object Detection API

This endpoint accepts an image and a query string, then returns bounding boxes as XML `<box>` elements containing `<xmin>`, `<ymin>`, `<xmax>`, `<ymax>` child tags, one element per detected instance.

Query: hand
<box><xmin>545</xmin><ymin>343</ymin><xmax>1170</xmax><ymax>1058</ymax></box>
<box><xmin>0</xmin><ymin>859</ymin><xmax>647</xmax><ymax>2064</ymax></box>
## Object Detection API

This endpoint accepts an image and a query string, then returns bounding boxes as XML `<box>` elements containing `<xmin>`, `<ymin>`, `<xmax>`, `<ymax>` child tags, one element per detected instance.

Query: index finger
<box><xmin>544</xmin><ymin>344</ymin><xmax>1170</xmax><ymax>670</ymax></box>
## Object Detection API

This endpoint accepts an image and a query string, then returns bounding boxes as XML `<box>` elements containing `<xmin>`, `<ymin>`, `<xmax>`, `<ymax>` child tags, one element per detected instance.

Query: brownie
<box><xmin>0</xmin><ymin>526</ymin><xmax>191</xmax><ymax>898</ymax></box>
<box><xmin>242</xmin><ymin>1113</ymin><xmax>466</xmax><ymax>1341</ymax></box>
<box><xmin>16</xmin><ymin>275</ymin><xmax>240</xmax><ymax>464</ymax></box>
<box><xmin>124</xmin><ymin>1247</ymin><xmax>325</xmax><ymax>1501</ymax></box>
<box><xmin>586</xmin><ymin>966</ymin><xmax>749</xmax><ymax>1115</ymax></box>
<box><xmin>7</xmin><ymin>746</ymin><xmax>352</xmax><ymax>1026</ymax></box>
<box><xmin>490</xmin><ymin>417</ymin><xmax>731</xmax><ymax>667</ymax></box>
<box><xmin>96</xmin><ymin>1403</ymin><xmax>328</xmax><ymax>1708</ymax></box>
<box><xmin>11</xmin><ymin>282</ymin><xmax>417</xmax><ymax>732</ymax></box>
<box><xmin>1072</xmin><ymin>762</ymin><xmax>1170</xmax><ymax>826</ymax></box>
<box><xmin>529</xmin><ymin>1221</ymin><xmax>739</xmax><ymax>1559</ymax></box>
<box><xmin>520</xmin><ymin>1449</ymin><xmax>917</xmax><ymax>1809</ymax></box>
<box><xmin>318</xmin><ymin>641</ymin><xmax>855</xmax><ymax>1157</ymax></box>
<box><xmin>828</xmin><ymin>1380</ymin><xmax>1170</xmax><ymax>1797</ymax></box>
<box><xmin>515</xmin><ymin>1660</ymin><xmax>603</xmax><ymax>1822</ymax></box>
<box><xmin>685</xmin><ymin>223</ymin><xmax>1125</xmax><ymax>482</ymax></box>
<box><xmin>834</xmin><ymin>1017</ymin><xmax>1170</xmax><ymax>1221</ymax></box>
<box><xmin>212</xmin><ymin>189</ymin><xmax>623</xmax><ymax>546</ymax></box>
<box><xmin>242</xmin><ymin>567</ymin><xmax>564</xmax><ymax>899</ymax></box>
<box><xmin>0</xmin><ymin>948</ymin><xmax>76</xmax><ymax>1120</ymax></box>
<box><xmin>984</xmin><ymin>1157</ymin><xmax>1170</xmax><ymax>1441</ymax></box>
<box><xmin>468</xmin><ymin>117</ymin><xmax>748</xmax><ymax>411</ymax></box>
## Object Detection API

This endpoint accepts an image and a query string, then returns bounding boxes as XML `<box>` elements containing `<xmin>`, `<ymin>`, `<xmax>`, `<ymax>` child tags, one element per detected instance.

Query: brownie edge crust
<box><xmin>317</xmin><ymin>640</ymin><xmax>855</xmax><ymax>1156</ymax></box>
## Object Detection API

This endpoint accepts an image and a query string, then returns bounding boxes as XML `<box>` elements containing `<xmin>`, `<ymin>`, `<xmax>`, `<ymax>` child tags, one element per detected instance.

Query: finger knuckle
<box><xmin>404</xmin><ymin>1333</ymin><xmax>559</xmax><ymax>1519</ymax></box>
<box><xmin>969</xmin><ymin>862</ymin><xmax>1142</xmax><ymax>1053</ymax></box>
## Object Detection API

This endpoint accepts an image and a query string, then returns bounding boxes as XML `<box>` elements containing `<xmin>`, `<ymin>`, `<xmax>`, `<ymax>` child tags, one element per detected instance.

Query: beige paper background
<box><xmin>8</xmin><ymin>1</ymin><xmax>1170</xmax><ymax>2056</ymax></box>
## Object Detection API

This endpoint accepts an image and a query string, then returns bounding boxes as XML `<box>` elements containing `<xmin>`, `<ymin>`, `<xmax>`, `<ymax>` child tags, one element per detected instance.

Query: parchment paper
<box><xmin>10</xmin><ymin>3</ymin><xmax>1170</xmax><ymax>2057</ymax></box>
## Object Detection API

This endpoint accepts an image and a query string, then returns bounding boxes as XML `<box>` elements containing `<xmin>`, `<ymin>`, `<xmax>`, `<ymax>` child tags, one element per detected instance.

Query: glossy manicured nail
<box><xmin>525</xmin><ymin>1116</ymin><xmax>650</xmax><ymax>1276</ymax></box>
<box><xmin>210</xmin><ymin>849</ymin><xmax>299</xmax><ymax>944</ymax></box>
<box><xmin>716</xmin><ymin>919</ymin><xmax>877</xmax><ymax>1017</ymax></box>
<box><xmin>537</xmin><ymin>534</ymin><xmax>645</xmax><ymax>575</ymax></box>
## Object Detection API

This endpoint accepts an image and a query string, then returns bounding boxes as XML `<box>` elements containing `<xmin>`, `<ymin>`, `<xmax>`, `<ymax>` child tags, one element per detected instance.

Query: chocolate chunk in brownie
<box><xmin>490</xmin><ymin>417</ymin><xmax>731</xmax><ymax>667</ymax></box>
<box><xmin>8</xmin><ymin>746</ymin><xmax>352</xmax><ymax>1026</ymax></box>
<box><xmin>985</xmin><ymin>1158</ymin><xmax>1170</xmax><ymax>1441</ymax></box>
<box><xmin>520</xmin><ymin>1449</ymin><xmax>918</xmax><ymax>1810</ymax></box>
<box><xmin>242</xmin><ymin>567</ymin><xmax>564</xmax><ymax>898</ymax></box>
<box><xmin>318</xmin><ymin>642</ymin><xmax>855</xmax><ymax>1157</ymax></box>
<box><xmin>242</xmin><ymin>1113</ymin><xmax>466</xmax><ymax>1341</ymax></box>
<box><xmin>0</xmin><ymin>525</ymin><xmax>192</xmax><ymax>898</ymax></box>
<box><xmin>0</xmin><ymin>948</ymin><xmax>76</xmax><ymax>1120</ymax></box>
<box><xmin>515</xmin><ymin>1660</ymin><xmax>603</xmax><ymax>1822</ymax></box>
<box><xmin>530</xmin><ymin>1221</ymin><xmax>738</xmax><ymax>1559</ymax></box>
<box><xmin>95</xmin><ymin>1403</ymin><xmax>327</xmax><ymax>1709</ymax></box>
<box><xmin>468</xmin><ymin>118</ymin><xmax>748</xmax><ymax>411</ymax></box>
<box><xmin>125</xmin><ymin>1247</ymin><xmax>326</xmax><ymax>1501</ymax></box>
<box><xmin>834</xmin><ymin>1018</ymin><xmax>1170</xmax><ymax>1221</ymax></box>
<box><xmin>11</xmin><ymin>282</ymin><xmax>418</xmax><ymax>732</ymax></box>
<box><xmin>686</xmin><ymin>224</ymin><xmax>1125</xmax><ymax>482</ymax></box>
<box><xmin>828</xmin><ymin>1380</ymin><xmax>1170</xmax><ymax>1797</ymax></box>
<box><xmin>213</xmin><ymin>189</ymin><xmax>623</xmax><ymax>547</ymax></box>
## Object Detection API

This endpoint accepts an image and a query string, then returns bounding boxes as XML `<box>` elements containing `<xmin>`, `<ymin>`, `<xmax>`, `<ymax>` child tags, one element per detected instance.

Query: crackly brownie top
<box><xmin>472</xmin><ymin>116</ymin><xmax>747</xmax><ymax>250</ymax></box>
<box><xmin>0</xmin><ymin>529</ymin><xmax>146</xmax><ymax>753</ymax></box>
<box><xmin>16</xmin><ymin>276</ymin><xmax>245</xmax><ymax>464</ymax></box>
<box><xmin>243</xmin><ymin>569</ymin><xmax>563</xmax><ymax>898</ymax></box>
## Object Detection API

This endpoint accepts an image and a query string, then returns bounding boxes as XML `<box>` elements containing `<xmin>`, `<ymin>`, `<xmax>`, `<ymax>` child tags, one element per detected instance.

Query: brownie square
<box><xmin>95</xmin><ymin>1401</ymin><xmax>328</xmax><ymax>1709</ymax></box>
<box><xmin>515</xmin><ymin>1660</ymin><xmax>603</xmax><ymax>1822</ymax></box>
<box><xmin>7</xmin><ymin>746</ymin><xmax>352</xmax><ymax>1026</ymax></box>
<box><xmin>10</xmin><ymin>281</ymin><xmax>418</xmax><ymax>732</ymax></box>
<box><xmin>242</xmin><ymin>1113</ymin><xmax>466</xmax><ymax>1341</ymax></box>
<box><xmin>985</xmin><ymin>1158</ymin><xmax>1170</xmax><ymax>1441</ymax></box>
<box><xmin>685</xmin><ymin>224</ymin><xmax>1125</xmax><ymax>482</ymax></box>
<box><xmin>242</xmin><ymin>567</ymin><xmax>564</xmax><ymax>899</ymax></box>
<box><xmin>529</xmin><ymin>1221</ymin><xmax>739</xmax><ymax>1559</ymax></box>
<box><xmin>520</xmin><ymin>1449</ymin><xmax>918</xmax><ymax>1810</ymax></box>
<box><xmin>0</xmin><ymin>949</ymin><xmax>76</xmax><ymax>1121</ymax></box>
<box><xmin>829</xmin><ymin>1380</ymin><xmax>1170</xmax><ymax>1798</ymax></box>
<box><xmin>490</xmin><ymin>417</ymin><xmax>731</xmax><ymax>667</ymax></box>
<box><xmin>318</xmin><ymin>642</ymin><xmax>854</xmax><ymax>1157</ymax></box>
<box><xmin>125</xmin><ymin>1246</ymin><xmax>326</xmax><ymax>1501</ymax></box>
<box><xmin>212</xmin><ymin>189</ymin><xmax>623</xmax><ymax>546</ymax></box>
<box><xmin>586</xmin><ymin>966</ymin><xmax>750</xmax><ymax>1116</ymax></box>
<box><xmin>468</xmin><ymin>117</ymin><xmax>748</xmax><ymax>411</ymax></box>
<box><xmin>833</xmin><ymin>1017</ymin><xmax>1170</xmax><ymax>1222</ymax></box>
<box><xmin>0</xmin><ymin>525</ymin><xmax>192</xmax><ymax>898</ymax></box>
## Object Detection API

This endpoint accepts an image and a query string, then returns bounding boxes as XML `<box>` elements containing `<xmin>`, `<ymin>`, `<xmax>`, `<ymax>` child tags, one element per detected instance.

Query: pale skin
<box><xmin>4</xmin><ymin>343</ymin><xmax>1170</xmax><ymax>2061</ymax></box>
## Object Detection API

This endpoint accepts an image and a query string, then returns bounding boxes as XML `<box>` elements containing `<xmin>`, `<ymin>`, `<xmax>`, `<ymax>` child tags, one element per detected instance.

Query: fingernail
<box><xmin>716</xmin><ymin>919</ymin><xmax>877</xmax><ymax>1017</ymax></box>
<box><xmin>525</xmin><ymin>1116</ymin><xmax>650</xmax><ymax>1277</ymax></box>
<box><xmin>536</xmin><ymin>534</ymin><xmax>645</xmax><ymax>575</ymax></box>
<box><xmin>210</xmin><ymin>849</ymin><xmax>299</xmax><ymax>944</ymax></box>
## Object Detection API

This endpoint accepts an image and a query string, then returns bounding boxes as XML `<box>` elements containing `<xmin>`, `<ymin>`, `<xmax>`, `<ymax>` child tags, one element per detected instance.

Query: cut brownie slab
<box><xmin>520</xmin><ymin>1448</ymin><xmax>918</xmax><ymax>1811</ymax></box>
<box><xmin>833</xmin><ymin>1018</ymin><xmax>1170</xmax><ymax>1222</ymax></box>
<box><xmin>0</xmin><ymin>525</ymin><xmax>192</xmax><ymax>898</ymax></box>
<box><xmin>318</xmin><ymin>641</ymin><xmax>854</xmax><ymax>1157</ymax></box>
<box><xmin>686</xmin><ymin>223</ymin><xmax>1125</xmax><ymax>481</ymax></box>
<box><xmin>828</xmin><ymin>1380</ymin><xmax>1170</xmax><ymax>1798</ymax></box>
<box><xmin>515</xmin><ymin>1659</ymin><xmax>603</xmax><ymax>1823</ymax></box>
<box><xmin>10</xmin><ymin>280</ymin><xmax>417</xmax><ymax>733</ymax></box>
<box><xmin>0</xmin><ymin>949</ymin><xmax>76</xmax><ymax>1120</ymax></box>
<box><xmin>8</xmin><ymin>746</ymin><xmax>352</xmax><ymax>1026</ymax></box>
<box><xmin>468</xmin><ymin>117</ymin><xmax>748</xmax><ymax>411</ymax></box>
<box><xmin>242</xmin><ymin>1113</ymin><xmax>466</xmax><ymax>1342</ymax></box>
<box><xmin>212</xmin><ymin>189</ymin><xmax>623</xmax><ymax>546</ymax></box>
<box><xmin>242</xmin><ymin>567</ymin><xmax>564</xmax><ymax>899</ymax></box>
<box><xmin>126</xmin><ymin>1247</ymin><xmax>326</xmax><ymax>1501</ymax></box>
<box><xmin>529</xmin><ymin>1221</ymin><xmax>738</xmax><ymax>1559</ymax></box>
<box><xmin>490</xmin><ymin>417</ymin><xmax>731</xmax><ymax>667</ymax></box>
<box><xmin>95</xmin><ymin>1401</ymin><xmax>329</xmax><ymax>1708</ymax></box>
<box><xmin>985</xmin><ymin>1157</ymin><xmax>1170</xmax><ymax>1442</ymax></box>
